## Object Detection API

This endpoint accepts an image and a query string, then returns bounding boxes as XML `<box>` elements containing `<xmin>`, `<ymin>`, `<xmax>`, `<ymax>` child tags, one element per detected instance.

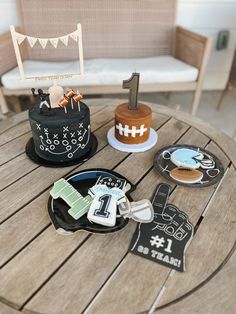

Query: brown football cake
<box><xmin>115</xmin><ymin>102</ymin><xmax>152</xmax><ymax>144</ymax></box>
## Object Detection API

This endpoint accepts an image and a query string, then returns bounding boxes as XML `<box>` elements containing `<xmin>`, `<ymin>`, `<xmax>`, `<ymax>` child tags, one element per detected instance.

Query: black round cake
<box><xmin>29</xmin><ymin>101</ymin><xmax>91</xmax><ymax>163</ymax></box>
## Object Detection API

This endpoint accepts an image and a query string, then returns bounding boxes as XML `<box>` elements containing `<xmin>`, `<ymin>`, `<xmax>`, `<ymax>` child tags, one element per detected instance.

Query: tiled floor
<box><xmin>102</xmin><ymin>90</ymin><xmax>236</xmax><ymax>138</ymax></box>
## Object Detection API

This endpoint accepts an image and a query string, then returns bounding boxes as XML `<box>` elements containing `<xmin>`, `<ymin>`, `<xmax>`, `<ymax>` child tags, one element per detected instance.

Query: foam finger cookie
<box><xmin>170</xmin><ymin>168</ymin><xmax>203</xmax><ymax>184</ymax></box>
<box><xmin>171</xmin><ymin>148</ymin><xmax>204</xmax><ymax>169</ymax></box>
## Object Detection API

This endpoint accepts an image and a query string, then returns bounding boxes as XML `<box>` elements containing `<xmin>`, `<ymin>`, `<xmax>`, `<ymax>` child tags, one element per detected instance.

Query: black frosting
<box><xmin>29</xmin><ymin>101</ymin><xmax>91</xmax><ymax>162</ymax></box>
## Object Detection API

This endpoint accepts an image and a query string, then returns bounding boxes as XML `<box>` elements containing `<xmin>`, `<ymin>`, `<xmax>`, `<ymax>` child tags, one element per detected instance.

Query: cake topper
<box><xmin>58</xmin><ymin>89</ymin><xmax>83</xmax><ymax>113</ymax></box>
<box><xmin>10</xmin><ymin>23</ymin><xmax>84</xmax><ymax>109</ymax></box>
<box><xmin>31</xmin><ymin>88</ymin><xmax>51</xmax><ymax>114</ymax></box>
<box><xmin>122</xmin><ymin>72</ymin><xmax>140</xmax><ymax>110</ymax></box>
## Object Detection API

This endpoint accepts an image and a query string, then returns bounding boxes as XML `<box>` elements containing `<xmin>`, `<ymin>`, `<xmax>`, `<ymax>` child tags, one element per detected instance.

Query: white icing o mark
<box><xmin>71</xmin><ymin>139</ymin><xmax>77</xmax><ymax>144</ymax></box>
<box><xmin>67</xmin><ymin>153</ymin><xmax>73</xmax><ymax>158</ymax></box>
<box><xmin>70</xmin><ymin>132</ymin><xmax>75</xmax><ymax>138</ymax></box>
<box><xmin>40</xmin><ymin>145</ymin><xmax>44</xmax><ymax>150</ymax></box>
<box><xmin>36</xmin><ymin>124</ymin><xmax>41</xmax><ymax>130</ymax></box>
<box><xmin>50</xmin><ymin>144</ymin><xmax>55</xmax><ymax>150</ymax></box>
<box><xmin>63</xmin><ymin>126</ymin><xmax>69</xmax><ymax>132</ymax></box>
<box><xmin>207</xmin><ymin>168</ymin><xmax>220</xmax><ymax>178</ymax></box>
<box><xmin>63</xmin><ymin>133</ymin><xmax>67</xmax><ymax>139</ymax></box>
<box><xmin>53</xmin><ymin>134</ymin><xmax>58</xmax><ymax>139</ymax></box>
<box><xmin>62</xmin><ymin>140</ymin><xmax>69</xmax><ymax>146</ymax></box>
<box><xmin>46</xmin><ymin>139</ymin><xmax>52</xmax><ymax>144</ymax></box>
<box><xmin>66</xmin><ymin>145</ymin><xmax>72</xmax><ymax>151</ymax></box>
<box><xmin>78</xmin><ymin>136</ymin><xmax>83</xmax><ymax>142</ymax></box>
<box><xmin>162</xmin><ymin>150</ymin><xmax>171</xmax><ymax>160</ymax></box>
<box><xmin>54</xmin><ymin>140</ymin><xmax>59</xmax><ymax>145</ymax></box>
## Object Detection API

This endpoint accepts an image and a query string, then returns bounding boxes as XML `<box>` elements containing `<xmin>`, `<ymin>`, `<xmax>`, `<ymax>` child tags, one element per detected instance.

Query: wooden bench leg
<box><xmin>0</xmin><ymin>87</ymin><xmax>9</xmax><ymax>114</ymax></box>
<box><xmin>190</xmin><ymin>84</ymin><xmax>202</xmax><ymax>116</ymax></box>
<box><xmin>11</xmin><ymin>96</ymin><xmax>22</xmax><ymax>113</ymax></box>
<box><xmin>216</xmin><ymin>83</ymin><xmax>229</xmax><ymax>111</ymax></box>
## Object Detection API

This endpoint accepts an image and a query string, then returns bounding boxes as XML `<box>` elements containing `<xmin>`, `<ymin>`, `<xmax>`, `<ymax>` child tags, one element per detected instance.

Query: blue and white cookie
<box><xmin>171</xmin><ymin>148</ymin><xmax>204</xmax><ymax>169</ymax></box>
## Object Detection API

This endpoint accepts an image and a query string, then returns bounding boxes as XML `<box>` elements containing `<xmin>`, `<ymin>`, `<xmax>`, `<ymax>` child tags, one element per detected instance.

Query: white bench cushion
<box><xmin>2</xmin><ymin>56</ymin><xmax>198</xmax><ymax>90</ymax></box>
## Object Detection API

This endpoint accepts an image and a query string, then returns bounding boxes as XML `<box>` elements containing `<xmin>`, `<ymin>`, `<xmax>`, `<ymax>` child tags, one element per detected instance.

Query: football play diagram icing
<box><xmin>37</xmin><ymin>123</ymin><xmax>90</xmax><ymax>159</ymax></box>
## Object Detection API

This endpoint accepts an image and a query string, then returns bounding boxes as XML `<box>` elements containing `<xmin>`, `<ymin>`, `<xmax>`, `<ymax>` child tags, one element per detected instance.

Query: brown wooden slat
<box><xmin>0</xmin><ymin>112</ymin><xmax>27</xmax><ymax>134</ymax></box>
<box><xmin>25</xmin><ymin>222</ymin><xmax>137</xmax><ymax>314</ymax></box>
<box><xmin>0</xmin><ymin>113</ymin><xmax>169</xmax><ymax>268</ymax></box>
<box><xmin>0</xmin><ymin>302</ymin><xmax>21</xmax><ymax>314</ymax></box>
<box><xmin>0</xmin><ymin>154</ymin><xmax>38</xmax><ymax>192</ymax></box>
<box><xmin>0</xmin><ymin>121</ymin><xmax>31</xmax><ymax>147</ymax></box>
<box><xmin>155</xmin><ymin>165</ymin><xmax>236</xmax><ymax>309</ymax></box>
<box><xmin>0</xmin><ymin>133</ymin><xmax>31</xmax><ymax>166</ymax></box>
<box><xmin>154</xmin><ymin>251</ymin><xmax>236</xmax><ymax>314</ymax></box>
<box><xmin>78</xmin><ymin>129</ymin><xmax>216</xmax><ymax>314</ymax></box>
<box><xmin>0</xmin><ymin>113</ymin><xmax>168</xmax><ymax>309</ymax></box>
<box><xmin>22</xmin><ymin>119</ymin><xmax>189</xmax><ymax>313</ymax></box>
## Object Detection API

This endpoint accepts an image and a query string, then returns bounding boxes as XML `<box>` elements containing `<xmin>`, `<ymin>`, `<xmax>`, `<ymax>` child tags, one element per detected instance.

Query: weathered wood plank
<box><xmin>0</xmin><ymin>133</ymin><xmax>31</xmax><ymax>166</ymax></box>
<box><xmin>0</xmin><ymin>111</ymin><xmax>27</xmax><ymax>134</ymax></box>
<box><xmin>0</xmin><ymin>154</ymin><xmax>38</xmax><ymax>191</ymax></box>
<box><xmin>0</xmin><ymin>115</ymin><xmax>170</xmax><ymax>265</ymax></box>
<box><xmin>81</xmin><ymin>128</ymin><xmax>213</xmax><ymax>314</ymax></box>
<box><xmin>155</xmin><ymin>165</ymin><xmax>236</xmax><ymax>309</ymax></box>
<box><xmin>0</xmin><ymin>302</ymin><xmax>21</xmax><ymax>314</ymax></box>
<box><xmin>154</xmin><ymin>251</ymin><xmax>236</xmax><ymax>314</ymax></box>
<box><xmin>24</xmin><ymin>222</ymin><xmax>137</xmax><ymax>314</ymax></box>
<box><xmin>0</xmin><ymin>227</ymin><xmax>88</xmax><ymax>309</ymax></box>
<box><xmin>115</xmin><ymin>118</ymin><xmax>189</xmax><ymax>183</ymax></box>
<box><xmin>0</xmin><ymin>113</ymin><xmax>168</xmax><ymax>267</ymax></box>
<box><xmin>0</xmin><ymin>121</ymin><xmax>30</xmax><ymax>147</ymax></box>
<box><xmin>22</xmin><ymin>121</ymin><xmax>193</xmax><ymax>312</ymax></box>
<box><xmin>0</xmin><ymin>113</ymin><xmax>171</xmax><ymax>310</ymax></box>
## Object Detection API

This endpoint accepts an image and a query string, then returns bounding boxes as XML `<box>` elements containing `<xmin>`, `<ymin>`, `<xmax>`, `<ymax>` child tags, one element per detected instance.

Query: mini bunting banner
<box><xmin>69</xmin><ymin>30</ymin><xmax>78</xmax><ymax>42</ymax></box>
<box><xmin>15</xmin><ymin>33</ymin><xmax>26</xmax><ymax>45</ymax></box>
<box><xmin>38</xmin><ymin>38</ymin><xmax>48</xmax><ymax>49</ymax></box>
<box><xmin>60</xmin><ymin>35</ymin><xmax>69</xmax><ymax>46</ymax></box>
<box><xmin>49</xmin><ymin>38</ymin><xmax>59</xmax><ymax>48</ymax></box>
<box><xmin>27</xmin><ymin>36</ymin><xmax>37</xmax><ymax>48</ymax></box>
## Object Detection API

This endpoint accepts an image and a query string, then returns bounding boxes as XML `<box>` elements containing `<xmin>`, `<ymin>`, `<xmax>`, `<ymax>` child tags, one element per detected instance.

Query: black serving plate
<box><xmin>48</xmin><ymin>169</ymin><xmax>136</xmax><ymax>234</ymax></box>
<box><xmin>154</xmin><ymin>145</ymin><xmax>224</xmax><ymax>188</ymax></box>
<box><xmin>25</xmin><ymin>133</ymin><xmax>98</xmax><ymax>167</ymax></box>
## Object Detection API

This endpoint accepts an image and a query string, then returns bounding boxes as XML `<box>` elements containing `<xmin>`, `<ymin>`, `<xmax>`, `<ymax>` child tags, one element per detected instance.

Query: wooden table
<box><xmin>0</xmin><ymin>99</ymin><xmax>235</xmax><ymax>314</ymax></box>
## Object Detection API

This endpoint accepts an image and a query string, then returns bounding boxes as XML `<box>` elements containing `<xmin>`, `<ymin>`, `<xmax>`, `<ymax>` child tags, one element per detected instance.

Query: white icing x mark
<box><xmin>53</xmin><ymin>134</ymin><xmax>58</xmax><ymax>139</ymax></box>
<box><xmin>44</xmin><ymin>128</ymin><xmax>48</xmax><ymax>133</ymax></box>
<box><xmin>78</xmin><ymin>123</ymin><xmax>83</xmax><ymax>128</ymax></box>
<box><xmin>63</xmin><ymin>126</ymin><xmax>69</xmax><ymax>132</ymax></box>
<box><xmin>63</xmin><ymin>133</ymin><xmax>67</xmax><ymax>139</ymax></box>
<box><xmin>70</xmin><ymin>132</ymin><xmax>75</xmax><ymax>138</ymax></box>
<box><xmin>36</xmin><ymin>124</ymin><xmax>41</xmax><ymax>130</ymax></box>
<box><xmin>77</xmin><ymin>130</ymin><xmax>82</xmax><ymax>136</ymax></box>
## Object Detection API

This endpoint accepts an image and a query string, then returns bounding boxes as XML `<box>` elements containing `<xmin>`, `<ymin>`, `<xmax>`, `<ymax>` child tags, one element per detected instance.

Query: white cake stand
<box><xmin>107</xmin><ymin>127</ymin><xmax>158</xmax><ymax>153</ymax></box>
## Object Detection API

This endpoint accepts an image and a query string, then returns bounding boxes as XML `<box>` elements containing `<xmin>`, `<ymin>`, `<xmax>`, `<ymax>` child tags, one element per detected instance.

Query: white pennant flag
<box><xmin>38</xmin><ymin>38</ymin><xmax>48</xmax><ymax>49</ymax></box>
<box><xmin>49</xmin><ymin>38</ymin><xmax>59</xmax><ymax>48</ymax></box>
<box><xmin>69</xmin><ymin>31</ymin><xmax>78</xmax><ymax>42</ymax></box>
<box><xmin>16</xmin><ymin>33</ymin><xmax>26</xmax><ymax>45</ymax></box>
<box><xmin>27</xmin><ymin>36</ymin><xmax>37</xmax><ymax>48</ymax></box>
<box><xmin>60</xmin><ymin>35</ymin><xmax>69</xmax><ymax>46</ymax></box>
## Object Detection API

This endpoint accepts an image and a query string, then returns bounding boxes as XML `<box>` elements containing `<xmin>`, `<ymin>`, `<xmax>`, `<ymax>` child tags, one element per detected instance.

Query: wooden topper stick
<box><xmin>122</xmin><ymin>73</ymin><xmax>140</xmax><ymax>110</ymax></box>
